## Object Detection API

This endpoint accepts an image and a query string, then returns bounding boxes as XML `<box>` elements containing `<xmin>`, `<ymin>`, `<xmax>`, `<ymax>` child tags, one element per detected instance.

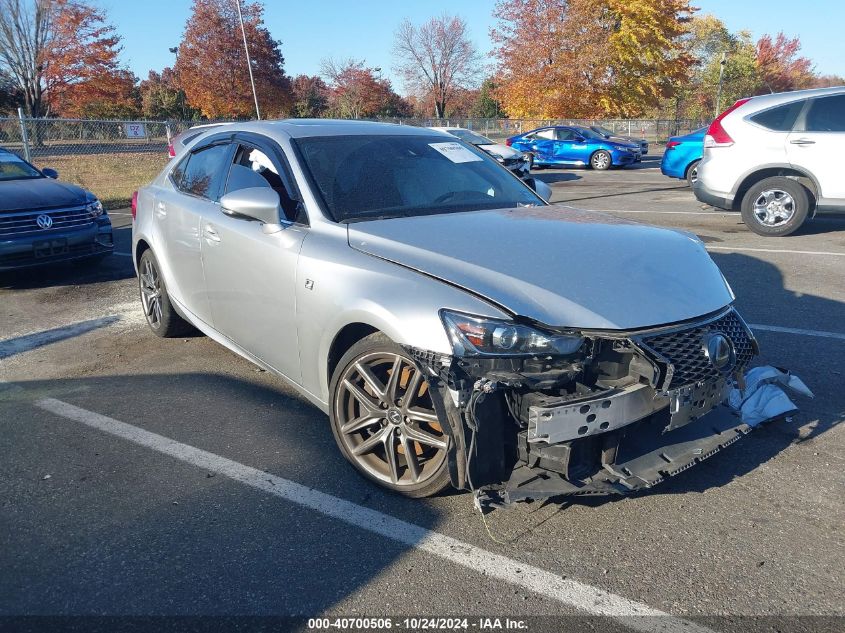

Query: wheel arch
<box><xmin>327</xmin><ymin>322</ymin><xmax>380</xmax><ymax>391</ymax></box>
<box><xmin>734</xmin><ymin>166</ymin><xmax>819</xmax><ymax>212</ymax></box>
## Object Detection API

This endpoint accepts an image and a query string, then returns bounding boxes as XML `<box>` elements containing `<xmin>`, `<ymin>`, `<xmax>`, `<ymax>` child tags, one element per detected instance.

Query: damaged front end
<box><xmin>407</xmin><ymin>306</ymin><xmax>765</xmax><ymax>506</ymax></box>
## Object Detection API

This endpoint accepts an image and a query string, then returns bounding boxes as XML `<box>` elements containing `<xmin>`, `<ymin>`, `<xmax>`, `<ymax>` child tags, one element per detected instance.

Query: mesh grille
<box><xmin>639</xmin><ymin>310</ymin><xmax>755</xmax><ymax>389</ymax></box>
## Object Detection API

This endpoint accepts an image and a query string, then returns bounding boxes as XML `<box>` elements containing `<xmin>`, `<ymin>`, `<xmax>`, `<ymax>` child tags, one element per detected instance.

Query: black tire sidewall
<box><xmin>328</xmin><ymin>332</ymin><xmax>451</xmax><ymax>498</ymax></box>
<box><xmin>741</xmin><ymin>177</ymin><xmax>809</xmax><ymax>237</ymax></box>
<box><xmin>138</xmin><ymin>250</ymin><xmax>193</xmax><ymax>338</ymax></box>
<box><xmin>685</xmin><ymin>160</ymin><xmax>701</xmax><ymax>187</ymax></box>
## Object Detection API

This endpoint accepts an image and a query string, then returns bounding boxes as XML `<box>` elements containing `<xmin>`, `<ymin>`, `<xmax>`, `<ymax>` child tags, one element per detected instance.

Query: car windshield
<box><xmin>447</xmin><ymin>129</ymin><xmax>495</xmax><ymax>146</ymax></box>
<box><xmin>591</xmin><ymin>125</ymin><xmax>614</xmax><ymax>138</ymax></box>
<box><xmin>0</xmin><ymin>152</ymin><xmax>43</xmax><ymax>181</ymax></box>
<box><xmin>293</xmin><ymin>134</ymin><xmax>544</xmax><ymax>223</ymax></box>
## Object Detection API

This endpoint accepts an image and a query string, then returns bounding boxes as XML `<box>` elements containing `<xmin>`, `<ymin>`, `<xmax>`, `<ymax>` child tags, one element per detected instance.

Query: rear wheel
<box><xmin>138</xmin><ymin>249</ymin><xmax>194</xmax><ymax>337</ymax></box>
<box><xmin>329</xmin><ymin>333</ymin><xmax>451</xmax><ymax>498</ymax></box>
<box><xmin>685</xmin><ymin>160</ymin><xmax>701</xmax><ymax>187</ymax></box>
<box><xmin>590</xmin><ymin>150</ymin><xmax>612</xmax><ymax>171</ymax></box>
<box><xmin>740</xmin><ymin>177</ymin><xmax>809</xmax><ymax>237</ymax></box>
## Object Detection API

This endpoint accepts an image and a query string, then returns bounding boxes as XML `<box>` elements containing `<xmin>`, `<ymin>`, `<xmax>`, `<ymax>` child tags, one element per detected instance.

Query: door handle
<box><xmin>204</xmin><ymin>225</ymin><xmax>221</xmax><ymax>243</ymax></box>
<box><xmin>790</xmin><ymin>138</ymin><xmax>815</xmax><ymax>145</ymax></box>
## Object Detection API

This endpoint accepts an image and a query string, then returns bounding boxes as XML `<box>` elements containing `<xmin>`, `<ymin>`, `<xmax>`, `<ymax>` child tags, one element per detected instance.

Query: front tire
<box><xmin>138</xmin><ymin>249</ymin><xmax>194</xmax><ymax>337</ymax></box>
<box><xmin>740</xmin><ymin>177</ymin><xmax>809</xmax><ymax>237</ymax></box>
<box><xmin>590</xmin><ymin>150</ymin><xmax>612</xmax><ymax>170</ymax></box>
<box><xmin>329</xmin><ymin>333</ymin><xmax>451</xmax><ymax>498</ymax></box>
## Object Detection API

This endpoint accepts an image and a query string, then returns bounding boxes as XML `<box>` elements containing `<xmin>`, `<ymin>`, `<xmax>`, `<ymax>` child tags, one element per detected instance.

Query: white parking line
<box><xmin>35</xmin><ymin>396</ymin><xmax>713</xmax><ymax>633</ymax></box>
<box><xmin>750</xmin><ymin>324</ymin><xmax>845</xmax><ymax>341</ymax></box>
<box><xmin>706</xmin><ymin>245</ymin><xmax>845</xmax><ymax>257</ymax></box>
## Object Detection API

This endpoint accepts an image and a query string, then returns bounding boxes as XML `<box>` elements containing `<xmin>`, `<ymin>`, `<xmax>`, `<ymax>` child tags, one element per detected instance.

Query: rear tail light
<box><xmin>666</xmin><ymin>140</ymin><xmax>681</xmax><ymax>149</ymax></box>
<box><xmin>168</xmin><ymin>143</ymin><xmax>175</xmax><ymax>158</ymax></box>
<box><xmin>704</xmin><ymin>98</ymin><xmax>751</xmax><ymax>148</ymax></box>
<box><xmin>505</xmin><ymin>138</ymin><xmax>513</xmax><ymax>147</ymax></box>
<box><xmin>131</xmin><ymin>191</ymin><xmax>138</xmax><ymax>220</ymax></box>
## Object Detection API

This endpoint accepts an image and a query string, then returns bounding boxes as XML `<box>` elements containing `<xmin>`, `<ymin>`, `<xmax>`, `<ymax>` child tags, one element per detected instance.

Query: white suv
<box><xmin>694</xmin><ymin>86</ymin><xmax>845</xmax><ymax>236</ymax></box>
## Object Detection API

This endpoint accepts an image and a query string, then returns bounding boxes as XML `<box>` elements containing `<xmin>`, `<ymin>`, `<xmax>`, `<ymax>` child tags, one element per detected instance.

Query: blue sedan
<box><xmin>506</xmin><ymin>126</ymin><xmax>640</xmax><ymax>170</ymax></box>
<box><xmin>660</xmin><ymin>127</ymin><xmax>706</xmax><ymax>186</ymax></box>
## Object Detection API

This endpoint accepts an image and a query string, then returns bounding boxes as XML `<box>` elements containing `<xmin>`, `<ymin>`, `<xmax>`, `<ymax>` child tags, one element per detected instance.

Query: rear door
<box><xmin>786</xmin><ymin>93</ymin><xmax>845</xmax><ymax>203</ymax></box>
<box><xmin>200</xmin><ymin>135</ymin><xmax>308</xmax><ymax>384</ymax></box>
<box><xmin>525</xmin><ymin>128</ymin><xmax>557</xmax><ymax>162</ymax></box>
<box><xmin>155</xmin><ymin>140</ymin><xmax>233</xmax><ymax>325</ymax></box>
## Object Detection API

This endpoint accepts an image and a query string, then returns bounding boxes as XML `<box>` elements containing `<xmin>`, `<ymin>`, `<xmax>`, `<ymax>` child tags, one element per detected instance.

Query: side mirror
<box><xmin>523</xmin><ymin>177</ymin><xmax>552</xmax><ymax>203</ymax></box>
<box><xmin>220</xmin><ymin>187</ymin><xmax>284</xmax><ymax>234</ymax></box>
<box><xmin>42</xmin><ymin>168</ymin><xmax>59</xmax><ymax>179</ymax></box>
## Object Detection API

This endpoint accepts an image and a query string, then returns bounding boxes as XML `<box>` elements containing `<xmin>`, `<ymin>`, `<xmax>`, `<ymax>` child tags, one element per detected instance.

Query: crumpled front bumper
<box><xmin>499</xmin><ymin>402</ymin><xmax>750</xmax><ymax>504</ymax></box>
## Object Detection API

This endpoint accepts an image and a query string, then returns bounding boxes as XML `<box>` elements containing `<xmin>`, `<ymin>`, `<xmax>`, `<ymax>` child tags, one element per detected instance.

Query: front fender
<box><xmin>295</xmin><ymin>226</ymin><xmax>511</xmax><ymax>406</ymax></box>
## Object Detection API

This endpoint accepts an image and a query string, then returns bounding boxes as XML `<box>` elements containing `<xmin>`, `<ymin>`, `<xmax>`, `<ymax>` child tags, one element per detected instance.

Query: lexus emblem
<box><xmin>703</xmin><ymin>332</ymin><xmax>735</xmax><ymax>371</ymax></box>
<box><xmin>387</xmin><ymin>409</ymin><xmax>403</xmax><ymax>425</ymax></box>
<box><xmin>36</xmin><ymin>214</ymin><xmax>53</xmax><ymax>229</ymax></box>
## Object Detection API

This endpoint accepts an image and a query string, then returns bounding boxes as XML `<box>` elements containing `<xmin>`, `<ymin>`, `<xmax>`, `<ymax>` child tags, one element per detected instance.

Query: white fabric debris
<box><xmin>728</xmin><ymin>366</ymin><xmax>814</xmax><ymax>427</ymax></box>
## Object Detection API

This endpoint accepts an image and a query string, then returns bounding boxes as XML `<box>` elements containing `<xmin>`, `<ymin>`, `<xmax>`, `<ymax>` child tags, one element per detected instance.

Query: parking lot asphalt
<box><xmin>2</xmin><ymin>151</ymin><xmax>843</xmax><ymax>631</ymax></box>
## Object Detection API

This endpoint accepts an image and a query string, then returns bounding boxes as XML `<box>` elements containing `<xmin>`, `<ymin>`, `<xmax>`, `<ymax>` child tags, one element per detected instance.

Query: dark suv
<box><xmin>0</xmin><ymin>148</ymin><xmax>113</xmax><ymax>271</ymax></box>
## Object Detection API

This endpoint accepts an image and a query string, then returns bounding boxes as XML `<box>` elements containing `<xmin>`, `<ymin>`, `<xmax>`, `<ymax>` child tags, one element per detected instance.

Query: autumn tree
<box><xmin>321</xmin><ymin>58</ymin><xmax>408</xmax><ymax>119</ymax></box>
<box><xmin>812</xmin><ymin>74</ymin><xmax>845</xmax><ymax>88</ymax></box>
<box><xmin>393</xmin><ymin>14</ymin><xmax>482</xmax><ymax>118</ymax></box>
<box><xmin>42</xmin><ymin>0</ymin><xmax>138</xmax><ymax>117</ymax></box>
<box><xmin>755</xmin><ymin>32</ymin><xmax>815</xmax><ymax>94</ymax></box>
<box><xmin>469</xmin><ymin>79</ymin><xmax>503</xmax><ymax>118</ymax></box>
<box><xmin>139</xmin><ymin>69</ymin><xmax>199</xmax><ymax>120</ymax></box>
<box><xmin>0</xmin><ymin>0</ymin><xmax>138</xmax><ymax>118</ymax></box>
<box><xmin>176</xmin><ymin>0</ymin><xmax>292</xmax><ymax>119</ymax></box>
<box><xmin>492</xmin><ymin>0</ymin><xmax>695</xmax><ymax>118</ymax></box>
<box><xmin>290</xmin><ymin>74</ymin><xmax>329</xmax><ymax>118</ymax></box>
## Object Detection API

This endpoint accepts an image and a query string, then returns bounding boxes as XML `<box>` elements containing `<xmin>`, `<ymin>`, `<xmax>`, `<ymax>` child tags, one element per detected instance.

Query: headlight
<box><xmin>86</xmin><ymin>199</ymin><xmax>104</xmax><ymax>217</ymax></box>
<box><xmin>440</xmin><ymin>310</ymin><xmax>584</xmax><ymax>357</ymax></box>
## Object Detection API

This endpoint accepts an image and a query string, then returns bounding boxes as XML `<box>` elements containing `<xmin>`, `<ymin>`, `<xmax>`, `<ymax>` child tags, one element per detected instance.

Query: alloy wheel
<box><xmin>334</xmin><ymin>351</ymin><xmax>447</xmax><ymax>487</ymax></box>
<box><xmin>139</xmin><ymin>257</ymin><xmax>163</xmax><ymax>329</ymax></box>
<box><xmin>752</xmin><ymin>189</ymin><xmax>795</xmax><ymax>226</ymax></box>
<box><xmin>592</xmin><ymin>152</ymin><xmax>610</xmax><ymax>170</ymax></box>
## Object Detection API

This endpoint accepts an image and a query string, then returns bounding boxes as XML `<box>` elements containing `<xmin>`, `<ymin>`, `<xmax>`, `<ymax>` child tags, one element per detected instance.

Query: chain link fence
<box><xmin>1</xmin><ymin>114</ymin><xmax>706</xmax><ymax>208</ymax></box>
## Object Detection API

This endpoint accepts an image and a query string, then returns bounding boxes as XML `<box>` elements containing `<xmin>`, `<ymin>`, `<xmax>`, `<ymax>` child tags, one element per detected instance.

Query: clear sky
<box><xmin>99</xmin><ymin>0</ymin><xmax>844</xmax><ymax>92</ymax></box>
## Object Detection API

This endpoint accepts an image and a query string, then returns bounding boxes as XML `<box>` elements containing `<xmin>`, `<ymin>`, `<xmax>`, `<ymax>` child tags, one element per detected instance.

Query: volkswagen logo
<box><xmin>36</xmin><ymin>214</ymin><xmax>53</xmax><ymax>229</ymax></box>
<box><xmin>703</xmin><ymin>332</ymin><xmax>735</xmax><ymax>371</ymax></box>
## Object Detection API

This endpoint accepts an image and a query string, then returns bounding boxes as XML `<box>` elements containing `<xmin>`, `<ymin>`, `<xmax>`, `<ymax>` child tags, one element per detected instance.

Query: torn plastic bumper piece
<box><xmin>496</xmin><ymin>403</ymin><xmax>751</xmax><ymax>505</ymax></box>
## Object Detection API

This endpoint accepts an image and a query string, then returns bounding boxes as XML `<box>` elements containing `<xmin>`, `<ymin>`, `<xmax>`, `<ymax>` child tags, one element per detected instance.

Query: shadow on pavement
<box><xmin>0</xmin><ymin>372</ymin><xmax>443</xmax><ymax>616</ymax></box>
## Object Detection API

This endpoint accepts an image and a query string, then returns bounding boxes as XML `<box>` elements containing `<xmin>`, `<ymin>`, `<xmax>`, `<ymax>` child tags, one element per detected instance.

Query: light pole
<box><xmin>234</xmin><ymin>0</ymin><xmax>261</xmax><ymax>120</ymax></box>
<box><xmin>169</xmin><ymin>46</ymin><xmax>186</xmax><ymax>120</ymax></box>
<box><xmin>715</xmin><ymin>52</ymin><xmax>727</xmax><ymax>117</ymax></box>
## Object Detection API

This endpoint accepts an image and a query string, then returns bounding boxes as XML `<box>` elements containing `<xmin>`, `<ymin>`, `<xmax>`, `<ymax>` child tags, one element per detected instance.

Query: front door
<box><xmin>786</xmin><ymin>93</ymin><xmax>845</xmax><ymax>203</ymax></box>
<box><xmin>201</xmin><ymin>141</ymin><xmax>307</xmax><ymax>384</ymax></box>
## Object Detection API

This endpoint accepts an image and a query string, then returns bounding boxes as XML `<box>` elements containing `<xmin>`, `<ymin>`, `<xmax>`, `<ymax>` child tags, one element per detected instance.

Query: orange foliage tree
<box><xmin>0</xmin><ymin>0</ymin><xmax>137</xmax><ymax>118</ymax></box>
<box><xmin>320</xmin><ymin>58</ymin><xmax>410</xmax><ymax>119</ymax></box>
<box><xmin>175</xmin><ymin>0</ymin><xmax>292</xmax><ymax>119</ymax></box>
<box><xmin>491</xmin><ymin>0</ymin><xmax>695</xmax><ymax>118</ymax></box>
<box><xmin>755</xmin><ymin>32</ymin><xmax>815</xmax><ymax>94</ymax></box>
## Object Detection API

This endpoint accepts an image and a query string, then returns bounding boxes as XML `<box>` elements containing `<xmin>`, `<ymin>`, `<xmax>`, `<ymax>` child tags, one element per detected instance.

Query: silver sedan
<box><xmin>133</xmin><ymin>120</ymin><xmax>760</xmax><ymax>503</ymax></box>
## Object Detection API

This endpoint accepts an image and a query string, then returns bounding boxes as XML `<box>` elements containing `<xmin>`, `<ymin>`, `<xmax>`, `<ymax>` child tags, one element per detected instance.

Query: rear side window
<box><xmin>750</xmin><ymin>100</ymin><xmax>804</xmax><ymax>131</ymax></box>
<box><xmin>177</xmin><ymin>144</ymin><xmax>231</xmax><ymax>200</ymax></box>
<box><xmin>535</xmin><ymin>128</ymin><xmax>555</xmax><ymax>140</ymax></box>
<box><xmin>805</xmin><ymin>95</ymin><xmax>845</xmax><ymax>132</ymax></box>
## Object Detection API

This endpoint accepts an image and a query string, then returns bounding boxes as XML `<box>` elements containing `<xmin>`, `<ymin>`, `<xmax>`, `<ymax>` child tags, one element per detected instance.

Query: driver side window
<box><xmin>224</xmin><ymin>145</ymin><xmax>301</xmax><ymax>222</ymax></box>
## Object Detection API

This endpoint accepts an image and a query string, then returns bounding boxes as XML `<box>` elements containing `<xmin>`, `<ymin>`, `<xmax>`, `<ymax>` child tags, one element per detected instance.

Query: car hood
<box><xmin>479</xmin><ymin>143</ymin><xmax>522</xmax><ymax>159</ymax></box>
<box><xmin>347</xmin><ymin>205</ymin><xmax>733</xmax><ymax>330</ymax></box>
<box><xmin>0</xmin><ymin>177</ymin><xmax>90</xmax><ymax>212</ymax></box>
